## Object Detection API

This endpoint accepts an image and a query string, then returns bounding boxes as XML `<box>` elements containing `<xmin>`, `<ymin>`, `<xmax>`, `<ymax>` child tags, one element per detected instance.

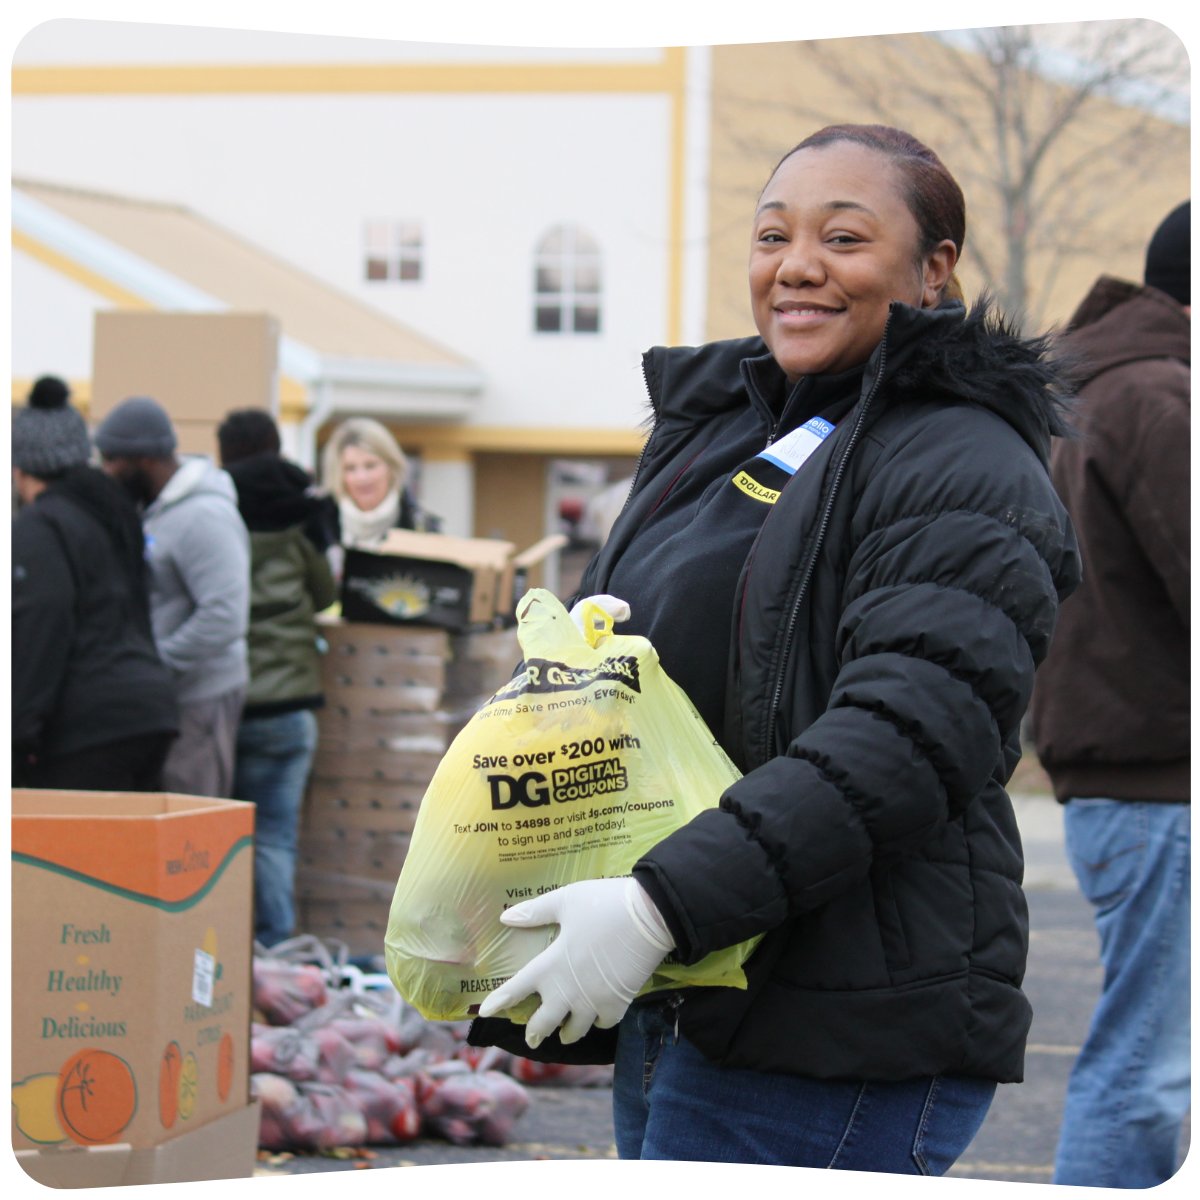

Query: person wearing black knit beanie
<box><xmin>1144</xmin><ymin>200</ymin><xmax>1190</xmax><ymax>309</ymax></box>
<box><xmin>11</xmin><ymin>377</ymin><xmax>180</xmax><ymax>789</ymax></box>
<box><xmin>1032</xmin><ymin>202</ymin><xmax>1191</xmax><ymax>1187</ymax></box>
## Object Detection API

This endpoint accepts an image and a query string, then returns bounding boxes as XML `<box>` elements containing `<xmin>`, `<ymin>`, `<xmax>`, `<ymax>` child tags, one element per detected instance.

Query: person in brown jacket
<box><xmin>1030</xmin><ymin>199</ymin><xmax>1190</xmax><ymax>1189</ymax></box>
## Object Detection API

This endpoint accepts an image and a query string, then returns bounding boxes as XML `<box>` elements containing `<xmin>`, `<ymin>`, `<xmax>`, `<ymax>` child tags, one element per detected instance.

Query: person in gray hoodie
<box><xmin>95</xmin><ymin>396</ymin><xmax>250</xmax><ymax>798</ymax></box>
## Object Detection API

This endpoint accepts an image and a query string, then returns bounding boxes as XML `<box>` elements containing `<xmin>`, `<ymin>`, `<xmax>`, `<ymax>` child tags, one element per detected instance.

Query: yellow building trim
<box><xmin>12</xmin><ymin>59</ymin><xmax>680</xmax><ymax>96</ymax></box>
<box><xmin>664</xmin><ymin>47</ymin><xmax>687</xmax><ymax>345</ymax></box>
<box><xmin>13</xmin><ymin>229</ymin><xmax>153</xmax><ymax>309</ymax></box>
<box><xmin>14</xmin><ymin>377</ymin><xmax>310</xmax><ymax>426</ymax></box>
<box><xmin>418</xmin><ymin>446</ymin><xmax>473</xmax><ymax>465</ymax></box>
<box><xmin>399</xmin><ymin>425</ymin><xmax>646</xmax><ymax>457</ymax></box>
<box><xmin>278</xmin><ymin>377</ymin><xmax>309</xmax><ymax>421</ymax></box>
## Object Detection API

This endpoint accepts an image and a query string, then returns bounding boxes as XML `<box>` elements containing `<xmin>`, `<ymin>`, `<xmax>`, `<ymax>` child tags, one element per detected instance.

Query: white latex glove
<box><xmin>569</xmin><ymin>594</ymin><xmax>631</xmax><ymax>638</ymax></box>
<box><xmin>478</xmin><ymin>877</ymin><xmax>675</xmax><ymax>1048</ymax></box>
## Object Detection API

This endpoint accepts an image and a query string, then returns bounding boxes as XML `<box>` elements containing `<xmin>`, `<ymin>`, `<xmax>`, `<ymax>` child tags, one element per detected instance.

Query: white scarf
<box><xmin>339</xmin><ymin>488</ymin><xmax>401</xmax><ymax>548</ymax></box>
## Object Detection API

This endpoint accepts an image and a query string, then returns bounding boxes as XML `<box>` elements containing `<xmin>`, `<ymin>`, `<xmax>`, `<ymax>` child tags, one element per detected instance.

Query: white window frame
<box><xmin>364</xmin><ymin>219</ymin><xmax>424</xmax><ymax>283</ymax></box>
<box><xmin>533</xmin><ymin>225</ymin><xmax>602</xmax><ymax>334</ymax></box>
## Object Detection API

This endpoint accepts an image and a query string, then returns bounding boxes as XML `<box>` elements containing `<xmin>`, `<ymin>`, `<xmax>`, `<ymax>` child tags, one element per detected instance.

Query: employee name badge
<box><xmin>762</xmin><ymin>416</ymin><xmax>836</xmax><ymax>476</ymax></box>
<box><xmin>732</xmin><ymin>416</ymin><xmax>836</xmax><ymax>505</ymax></box>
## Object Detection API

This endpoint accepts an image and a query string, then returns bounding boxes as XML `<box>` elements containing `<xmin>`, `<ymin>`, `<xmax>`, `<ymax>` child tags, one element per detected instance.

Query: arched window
<box><xmin>533</xmin><ymin>226</ymin><xmax>601</xmax><ymax>334</ymax></box>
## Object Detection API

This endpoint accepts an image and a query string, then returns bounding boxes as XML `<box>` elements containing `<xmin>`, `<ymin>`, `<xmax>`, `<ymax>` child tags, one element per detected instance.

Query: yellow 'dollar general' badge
<box><xmin>731</xmin><ymin>470</ymin><xmax>781</xmax><ymax>505</ymax></box>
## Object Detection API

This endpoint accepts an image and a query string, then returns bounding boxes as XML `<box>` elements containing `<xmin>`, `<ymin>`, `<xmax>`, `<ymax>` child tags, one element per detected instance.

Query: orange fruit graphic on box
<box><xmin>158</xmin><ymin>1041</ymin><xmax>182</xmax><ymax>1128</ymax></box>
<box><xmin>55</xmin><ymin>1049</ymin><xmax>137</xmax><ymax>1145</ymax></box>
<box><xmin>217</xmin><ymin>1032</ymin><xmax>235</xmax><ymax>1101</ymax></box>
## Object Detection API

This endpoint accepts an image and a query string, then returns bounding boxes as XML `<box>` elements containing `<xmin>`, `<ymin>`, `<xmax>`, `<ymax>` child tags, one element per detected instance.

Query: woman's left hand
<box><xmin>478</xmin><ymin>877</ymin><xmax>674</xmax><ymax>1048</ymax></box>
<box><xmin>569</xmin><ymin>594</ymin><xmax>631</xmax><ymax>636</ymax></box>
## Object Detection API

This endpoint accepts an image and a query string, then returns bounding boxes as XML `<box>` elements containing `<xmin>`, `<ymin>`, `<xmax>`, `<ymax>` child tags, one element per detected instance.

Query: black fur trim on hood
<box><xmin>641</xmin><ymin>296</ymin><xmax>1081</xmax><ymax>463</ymax></box>
<box><xmin>884</xmin><ymin>295</ymin><xmax>1079</xmax><ymax>461</ymax></box>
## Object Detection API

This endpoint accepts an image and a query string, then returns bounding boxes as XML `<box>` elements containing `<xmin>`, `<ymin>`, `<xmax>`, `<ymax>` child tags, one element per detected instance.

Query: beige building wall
<box><xmin>705</xmin><ymin>34</ymin><xmax>1190</xmax><ymax>341</ymax></box>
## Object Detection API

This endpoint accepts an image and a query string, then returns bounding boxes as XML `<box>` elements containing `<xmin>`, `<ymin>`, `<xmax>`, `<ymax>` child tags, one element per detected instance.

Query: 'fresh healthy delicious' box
<box><xmin>10</xmin><ymin>790</ymin><xmax>255</xmax><ymax>1156</ymax></box>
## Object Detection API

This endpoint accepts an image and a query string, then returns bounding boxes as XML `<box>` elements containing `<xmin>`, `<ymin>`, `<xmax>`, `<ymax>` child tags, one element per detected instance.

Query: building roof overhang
<box><xmin>12</xmin><ymin>180</ymin><xmax>486</xmax><ymax>425</ymax></box>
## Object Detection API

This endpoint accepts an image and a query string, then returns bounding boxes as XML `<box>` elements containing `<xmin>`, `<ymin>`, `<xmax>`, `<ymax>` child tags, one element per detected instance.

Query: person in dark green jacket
<box><xmin>218</xmin><ymin>409</ymin><xmax>337</xmax><ymax>946</ymax></box>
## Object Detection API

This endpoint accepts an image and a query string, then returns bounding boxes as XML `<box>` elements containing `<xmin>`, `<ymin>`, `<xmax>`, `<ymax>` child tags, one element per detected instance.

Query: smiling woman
<box><xmin>469</xmin><ymin>124</ymin><xmax>1083</xmax><ymax>1176</ymax></box>
<box><xmin>750</xmin><ymin>133</ymin><xmax>958</xmax><ymax>378</ymax></box>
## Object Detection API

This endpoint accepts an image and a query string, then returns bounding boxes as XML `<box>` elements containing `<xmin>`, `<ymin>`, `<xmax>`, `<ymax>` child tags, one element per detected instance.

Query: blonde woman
<box><xmin>321</xmin><ymin>417</ymin><xmax>434</xmax><ymax>547</ymax></box>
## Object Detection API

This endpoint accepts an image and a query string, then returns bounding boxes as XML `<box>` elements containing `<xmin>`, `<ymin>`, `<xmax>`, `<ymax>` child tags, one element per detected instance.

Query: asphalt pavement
<box><xmin>254</xmin><ymin>788</ymin><xmax>1190</xmax><ymax>1187</ymax></box>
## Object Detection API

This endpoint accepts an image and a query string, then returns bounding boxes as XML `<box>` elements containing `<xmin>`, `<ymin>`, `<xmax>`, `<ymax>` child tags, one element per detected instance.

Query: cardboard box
<box><xmin>310</xmin><ymin>746</ymin><xmax>444</xmax><ymax>786</ymax></box>
<box><xmin>294</xmin><ymin>907</ymin><xmax>388</xmax><ymax>959</ymax></box>
<box><xmin>14</xmin><ymin>1098</ymin><xmax>261</xmax><ymax>1189</ymax></box>
<box><xmin>298</xmin><ymin>829</ymin><xmax>412</xmax><ymax>884</ymax></box>
<box><xmin>511</xmin><ymin>534</ymin><xmax>570</xmax><ymax>602</ymax></box>
<box><xmin>340</xmin><ymin>530</ymin><xmax>517</xmax><ymax>631</ymax></box>
<box><xmin>318</xmin><ymin>617</ymin><xmax>450</xmax><ymax>664</ymax></box>
<box><xmin>302</xmin><ymin>778</ymin><xmax>426</xmax><ymax>835</ymax></box>
<box><xmin>445</xmin><ymin>626</ymin><xmax>522</xmax><ymax>701</ymax></box>
<box><xmin>314</xmin><ymin>706</ymin><xmax>475</xmax><ymax>754</ymax></box>
<box><xmin>10</xmin><ymin>790</ymin><xmax>255</xmax><ymax>1156</ymax></box>
<box><xmin>91</xmin><ymin>311</ymin><xmax>280</xmax><ymax>459</ymax></box>
<box><xmin>322</xmin><ymin>679</ymin><xmax>446</xmax><ymax>719</ymax></box>
<box><xmin>295</xmin><ymin>872</ymin><xmax>397</xmax><ymax>958</ymax></box>
<box><xmin>337</xmin><ymin>529</ymin><xmax>569</xmax><ymax>632</ymax></box>
<box><xmin>324</xmin><ymin>657</ymin><xmax>450</xmax><ymax>693</ymax></box>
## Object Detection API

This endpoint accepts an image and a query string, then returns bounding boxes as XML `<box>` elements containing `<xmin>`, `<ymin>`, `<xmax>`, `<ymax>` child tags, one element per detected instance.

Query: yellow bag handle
<box><xmin>513</xmin><ymin>589</ymin><xmax>615</xmax><ymax>653</ymax></box>
<box><xmin>578</xmin><ymin>598</ymin><xmax>615</xmax><ymax>649</ymax></box>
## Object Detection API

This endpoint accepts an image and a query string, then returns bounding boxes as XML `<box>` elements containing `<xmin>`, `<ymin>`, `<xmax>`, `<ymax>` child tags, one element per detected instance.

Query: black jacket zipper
<box><xmin>759</xmin><ymin>314</ymin><xmax>894</xmax><ymax>762</ymax></box>
<box><xmin>610</xmin><ymin>359</ymin><xmax>660</xmax><ymax>525</ymax></box>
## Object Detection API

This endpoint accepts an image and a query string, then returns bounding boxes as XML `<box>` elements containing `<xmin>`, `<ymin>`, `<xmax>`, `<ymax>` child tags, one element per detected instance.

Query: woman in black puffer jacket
<box><xmin>472</xmin><ymin>125</ymin><xmax>1081</xmax><ymax>1173</ymax></box>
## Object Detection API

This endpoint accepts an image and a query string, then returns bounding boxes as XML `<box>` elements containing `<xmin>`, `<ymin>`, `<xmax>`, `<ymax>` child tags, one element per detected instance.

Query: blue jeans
<box><xmin>1054</xmin><ymin>798</ymin><xmax>1191</xmax><ymax>1188</ymax></box>
<box><xmin>233</xmin><ymin>709</ymin><xmax>319</xmax><ymax>948</ymax></box>
<box><xmin>613</xmin><ymin>999</ymin><xmax>996</xmax><ymax>1170</ymax></box>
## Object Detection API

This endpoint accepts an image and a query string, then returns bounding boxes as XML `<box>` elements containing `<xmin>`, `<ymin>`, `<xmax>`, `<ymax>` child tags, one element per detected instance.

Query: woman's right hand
<box><xmin>478</xmin><ymin>876</ymin><xmax>674</xmax><ymax>1048</ymax></box>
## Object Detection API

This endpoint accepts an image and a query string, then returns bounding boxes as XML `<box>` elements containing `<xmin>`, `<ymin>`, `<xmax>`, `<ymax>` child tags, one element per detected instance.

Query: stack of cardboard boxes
<box><xmin>295</xmin><ymin>618</ymin><xmax>521</xmax><ymax>957</ymax></box>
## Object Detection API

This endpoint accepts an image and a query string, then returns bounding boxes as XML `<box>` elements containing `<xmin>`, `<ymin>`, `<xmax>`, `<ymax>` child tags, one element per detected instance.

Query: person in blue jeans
<box><xmin>218</xmin><ymin>409</ymin><xmax>338</xmax><ymax>947</ymax></box>
<box><xmin>471</xmin><ymin>124</ymin><xmax>1081</xmax><ymax>1172</ymax></box>
<box><xmin>1055</xmin><ymin>801</ymin><xmax>1190</xmax><ymax>1187</ymax></box>
<box><xmin>1032</xmin><ymin>201</ymin><xmax>1191</xmax><ymax>1188</ymax></box>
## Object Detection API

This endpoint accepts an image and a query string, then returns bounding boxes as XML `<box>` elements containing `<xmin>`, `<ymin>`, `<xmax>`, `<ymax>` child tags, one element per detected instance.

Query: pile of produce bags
<box><xmin>250</xmin><ymin>936</ymin><xmax>611</xmax><ymax>1152</ymax></box>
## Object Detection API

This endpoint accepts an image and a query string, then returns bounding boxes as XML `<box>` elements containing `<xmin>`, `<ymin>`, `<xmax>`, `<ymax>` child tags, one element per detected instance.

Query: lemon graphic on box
<box><xmin>12</xmin><ymin>1073</ymin><xmax>67</xmax><ymax>1144</ymax></box>
<box><xmin>178</xmin><ymin>1052</ymin><xmax>199</xmax><ymax>1121</ymax></box>
<box><xmin>201</xmin><ymin>926</ymin><xmax>223</xmax><ymax>982</ymax></box>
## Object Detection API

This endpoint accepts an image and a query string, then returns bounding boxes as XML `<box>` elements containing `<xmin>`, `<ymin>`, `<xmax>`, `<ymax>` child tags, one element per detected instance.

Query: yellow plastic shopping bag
<box><xmin>385</xmin><ymin>589</ymin><xmax>760</xmax><ymax>1023</ymax></box>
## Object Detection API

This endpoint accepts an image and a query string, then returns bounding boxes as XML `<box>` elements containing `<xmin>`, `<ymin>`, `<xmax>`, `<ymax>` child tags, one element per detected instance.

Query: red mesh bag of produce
<box><xmin>507</xmin><ymin>1058</ymin><xmax>614</xmax><ymax>1087</ymax></box>
<box><xmin>342</xmin><ymin>1069</ymin><xmax>422</xmax><ymax>1145</ymax></box>
<box><xmin>416</xmin><ymin>1061</ymin><xmax>530</xmax><ymax>1147</ymax></box>
<box><xmin>254</xmin><ymin>1074</ymin><xmax>369</xmax><ymax>1151</ymax></box>
<box><xmin>250</xmin><ymin>1024</ymin><xmax>320</xmax><ymax>1082</ymax></box>
<box><xmin>252</xmin><ymin>959</ymin><xmax>328</xmax><ymax>1026</ymax></box>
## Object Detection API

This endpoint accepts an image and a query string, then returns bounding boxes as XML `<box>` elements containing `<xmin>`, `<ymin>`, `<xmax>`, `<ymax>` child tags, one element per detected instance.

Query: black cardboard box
<box><xmin>340</xmin><ymin>530</ymin><xmax>516</xmax><ymax>631</ymax></box>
